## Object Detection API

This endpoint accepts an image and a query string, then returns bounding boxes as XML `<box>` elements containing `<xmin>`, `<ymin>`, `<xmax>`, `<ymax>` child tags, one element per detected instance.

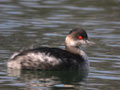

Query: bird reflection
<box><xmin>8</xmin><ymin>69</ymin><xmax>88</xmax><ymax>90</ymax></box>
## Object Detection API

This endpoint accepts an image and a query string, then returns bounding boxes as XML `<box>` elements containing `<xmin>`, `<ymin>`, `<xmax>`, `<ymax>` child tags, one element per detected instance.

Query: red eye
<box><xmin>79</xmin><ymin>36</ymin><xmax>83</xmax><ymax>40</ymax></box>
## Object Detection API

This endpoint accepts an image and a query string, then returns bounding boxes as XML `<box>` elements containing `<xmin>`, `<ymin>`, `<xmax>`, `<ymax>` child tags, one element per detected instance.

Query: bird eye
<box><xmin>78</xmin><ymin>36</ymin><xmax>83</xmax><ymax>40</ymax></box>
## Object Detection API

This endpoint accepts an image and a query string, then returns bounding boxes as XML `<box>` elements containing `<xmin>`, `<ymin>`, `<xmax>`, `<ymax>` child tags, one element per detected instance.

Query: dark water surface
<box><xmin>0</xmin><ymin>0</ymin><xmax>120</xmax><ymax>90</ymax></box>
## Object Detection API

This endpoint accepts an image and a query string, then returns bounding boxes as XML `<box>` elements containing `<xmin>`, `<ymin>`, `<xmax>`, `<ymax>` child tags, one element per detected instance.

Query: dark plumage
<box><xmin>7</xmin><ymin>28</ymin><xmax>94</xmax><ymax>70</ymax></box>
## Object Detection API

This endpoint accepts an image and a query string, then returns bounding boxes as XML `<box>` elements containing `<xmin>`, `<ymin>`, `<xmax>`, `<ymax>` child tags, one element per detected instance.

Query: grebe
<box><xmin>7</xmin><ymin>28</ymin><xmax>94</xmax><ymax>70</ymax></box>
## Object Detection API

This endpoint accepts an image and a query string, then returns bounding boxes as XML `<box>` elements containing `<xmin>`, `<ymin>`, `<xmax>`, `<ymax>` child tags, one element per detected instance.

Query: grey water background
<box><xmin>0</xmin><ymin>0</ymin><xmax>120</xmax><ymax>90</ymax></box>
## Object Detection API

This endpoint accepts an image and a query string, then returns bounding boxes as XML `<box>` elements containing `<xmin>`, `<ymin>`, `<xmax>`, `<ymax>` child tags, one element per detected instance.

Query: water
<box><xmin>0</xmin><ymin>0</ymin><xmax>120</xmax><ymax>90</ymax></box>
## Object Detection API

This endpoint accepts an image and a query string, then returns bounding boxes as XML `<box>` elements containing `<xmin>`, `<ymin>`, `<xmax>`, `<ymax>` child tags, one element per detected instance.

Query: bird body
<box><xmin>7</xmin><ymin>28</ymin><xmax>94</xmax><ymax>70</ymax></box>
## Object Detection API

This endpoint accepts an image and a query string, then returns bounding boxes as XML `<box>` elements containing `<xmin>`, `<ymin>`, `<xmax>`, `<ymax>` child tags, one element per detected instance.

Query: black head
<box><xmin>69</xmin><ymin>28</ymin><xmax>88</xmax><ymax>40</ymax></box>
<box><xmin>65</xmin><ymin>28</ymin><xmax>94</xmax><ymax>47</ymax></box>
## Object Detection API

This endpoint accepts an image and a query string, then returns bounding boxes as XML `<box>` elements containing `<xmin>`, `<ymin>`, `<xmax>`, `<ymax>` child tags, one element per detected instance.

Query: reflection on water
<box><xmin>7</xmin><ymin>69</ymin><xmax>88</xmax><ymax>90</ymax></box>
<box><xmin>0</xmin><ymin>0</ymin><xmax>120</xmax><ymax>90</ymax></box>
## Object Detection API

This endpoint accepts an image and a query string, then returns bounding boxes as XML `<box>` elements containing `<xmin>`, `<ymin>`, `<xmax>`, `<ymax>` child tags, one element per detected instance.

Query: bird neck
<box><xmin>65</xmin><ymin>35</ymin><xmax>81</xmax><ymax>55</ymax></box>
<box><xmin>65</xmin><ymin>45</ymin><xmax>81</xmax><ymax>55</ymax></box>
